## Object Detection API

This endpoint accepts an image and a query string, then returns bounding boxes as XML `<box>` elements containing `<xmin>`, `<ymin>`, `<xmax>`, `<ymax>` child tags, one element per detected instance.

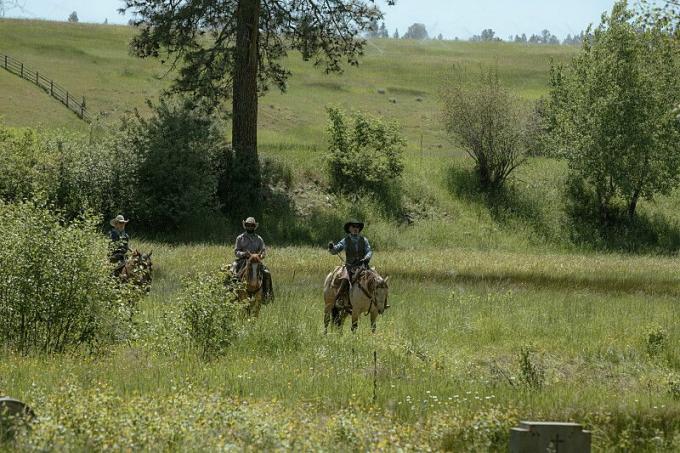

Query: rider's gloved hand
<box><xmin>327</xmin><ymin>242</ymin><xmax>334</xmax><ymax>251</ymax></box>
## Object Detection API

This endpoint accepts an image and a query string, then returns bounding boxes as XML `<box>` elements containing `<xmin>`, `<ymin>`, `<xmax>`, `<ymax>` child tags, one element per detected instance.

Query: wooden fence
<box><xmin>1</xmin><ymin>54</ymin><xmax>92</xmax><ymax>123</ymax></box>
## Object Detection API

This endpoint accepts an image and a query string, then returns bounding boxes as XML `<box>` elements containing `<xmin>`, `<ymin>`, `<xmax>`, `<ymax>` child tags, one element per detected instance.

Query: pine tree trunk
<box><xmin>233</xmin><ymin>0</ymin><xmax>261</xmax><ymax>210</ymax></box>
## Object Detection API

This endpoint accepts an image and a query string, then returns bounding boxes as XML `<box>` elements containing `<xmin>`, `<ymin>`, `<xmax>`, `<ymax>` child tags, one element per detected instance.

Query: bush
<box><xmin>177</xmin><ymin>269</ymin><xmax>246</xmax><ymax>359</ymax></box>
<box><xmin>117</xmin><ymin>97</ymin><xmax>230</xmax><ymax>231</ymax></box>
<box><xmin>325</xmin><ymin>106</ymin><xmax>405</xmax><ymax>200</ymax></box>
<box><xmin>0</xmin><ymin>125</ymin><xmax>117</xmax><ymax>220</ymax></box>
<box><xmin>441</xmin><ymin>66</ymin><xmax>527</xmax><ymax>190</ymax></box>
<box><xmin>0</xmin><ymin>202</ymin><xmax>137</xmax><ymax>354</ymax></box>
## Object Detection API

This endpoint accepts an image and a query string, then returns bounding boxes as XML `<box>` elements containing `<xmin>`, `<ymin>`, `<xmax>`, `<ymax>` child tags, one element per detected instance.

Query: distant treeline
<box><xmin>366</xmin><ymin>20</ymin><xmax>586</xmax><ymax>46</ymax></box>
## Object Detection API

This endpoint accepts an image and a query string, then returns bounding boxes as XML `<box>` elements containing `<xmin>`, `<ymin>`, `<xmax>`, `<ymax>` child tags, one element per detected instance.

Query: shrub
<box><xmin>548</xmin><ymin>2</ymin><xmax>680</xmax><ymax>222</ymax></box>
<box><xmin>518</xmin><ymin>346</ymin><xmax>545</xmax><ymax>389</ymax></box>
<box><xmin>0</xmin><ymin>202</ymin><xmax>137</xmax><ymax>354</ymax></box>
<box><xmin>0</xmin><ymin>123</ymin><xmax>130</xmax><ymax>222</ymax></box>
<box><xmin>441</xmin><ymin>66</ymin><xmax>527</xmax><ymax>190</ymax></box>
<box><xmin>325</xmin><ymin>106</ymin><xmax>405</xmax><ymax>200</ymax></box>
<box><xmin>116</xmin><ymin>97</ymin><xmax>229</xmax><ymax>231</ymax></box>
<box><xmin>177</xmin><ymin>269</ymin><xmax>246</xmax><ymax>359</ymax></box>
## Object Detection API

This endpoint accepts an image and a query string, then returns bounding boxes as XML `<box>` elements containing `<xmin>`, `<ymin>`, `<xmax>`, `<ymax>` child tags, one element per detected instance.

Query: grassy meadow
<box><xmin>1</xmin><ymin>17</ymin><xmax>680</xmax><ymax>451</ymax></box>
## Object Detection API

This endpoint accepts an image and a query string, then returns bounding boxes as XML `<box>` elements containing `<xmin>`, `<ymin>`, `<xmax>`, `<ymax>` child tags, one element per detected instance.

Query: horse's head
<box><xmin>243</xmin><ymin>254</ymin><xmax>263</xmax><ymax>291</ymax></box>
<box><xmin>373</xmin><ymin>276</ymin><xmax>390</xmax><ymax>314</ymax></box>
<box><xmin>248</xmin><ymin>253</ymin><xmax>262</xmax><ymax>264</ymax></box>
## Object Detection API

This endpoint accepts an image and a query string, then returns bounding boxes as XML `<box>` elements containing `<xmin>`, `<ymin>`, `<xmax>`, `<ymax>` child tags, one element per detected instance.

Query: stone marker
<box><xmin>0</xmin><ymin>397</ymin><xmax>35</xmax><ymax>440</ymax></box>
<box><xmin>509</xmin><ymin>421</ymin><xmax>591</xmax><ymax>453</ymax></box>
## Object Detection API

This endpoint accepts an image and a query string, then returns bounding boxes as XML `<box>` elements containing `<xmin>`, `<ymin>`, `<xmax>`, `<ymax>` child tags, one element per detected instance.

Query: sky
<box><xmin>3</xmin><ymin>0</ymin><xmax>620</xmax><ymax>40</ymax></box>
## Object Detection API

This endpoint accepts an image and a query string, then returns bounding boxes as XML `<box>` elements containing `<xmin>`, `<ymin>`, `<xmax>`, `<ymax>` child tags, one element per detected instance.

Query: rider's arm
<box><xmin>329</xmin><ymin>238</ymin><xmax>346</xmax><ymax>255</ymax></box>
<box><xmin>234</xmin><ymin>235</ymin><xmax>249</xmax><ymax>259</ymax></box>
<box><xmin>363</xmin><ymin>238</ymin><xmax>373</xmax><ymax>261</ymax></box>
<box><xmin>259</xmin><ymin>236</ymin><xmax>266</xmax><ymax>258</ymax></box>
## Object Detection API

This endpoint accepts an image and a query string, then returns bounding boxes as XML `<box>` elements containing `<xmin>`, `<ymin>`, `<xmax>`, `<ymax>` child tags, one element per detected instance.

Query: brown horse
<box><xmin>119</xmin><ymin>249</ymin><xmax>153</xmax><ymax>291</ymax></box>
<box><xmin>323</xmin><ymin>266</ymin><xmax>390</xmax><ymax>334</ymax></box>
<box><xmin>237</xmin><ymin>253</ymin><xmax>264</xmax><ymax>317</ymax></box>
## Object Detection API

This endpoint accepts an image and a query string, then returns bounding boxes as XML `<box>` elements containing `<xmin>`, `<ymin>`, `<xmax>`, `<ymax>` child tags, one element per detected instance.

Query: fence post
<box><xmin>20</xmin><ymin>63</ymin><xmax>23</xmax><ymax>78</ymax></box>
<box><xmin>50</xmin><ymin>80</ymin><xmax>53</xmax><ymax>96</ymax></box>
<box><xmin>66</xmin><ymin>91</ymin><xmax>69</xmax><ymax>107</ymax></box>
<box><xmin>80</xmin><ymin>96</ymin><xmax>85</xmax><ymax>118</ymax></box>
<box><xmin>35</xmin><ymin>71</ymin><xmax>39</xmax><ymax>85</ymax></box>
<box><xmin>3</xmin><ymin>55</ymin><xmax>7</xmax><ymax>69</ymax></box>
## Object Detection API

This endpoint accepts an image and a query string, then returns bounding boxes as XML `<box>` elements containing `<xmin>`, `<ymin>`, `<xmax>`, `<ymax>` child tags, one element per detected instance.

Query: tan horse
<box><xmin>323</xmin><ymin>266</ymin><xmax>390</xmax><ymax>334</ymax></box>
<box><xmin>237</xmin><ymin>254</ymin><xmax>264</xmax><ymax>317</ymax></box>
<box><xmin>119</xmin><ymin>249</ymin><xmax>153</xmax><ymax>291</ymax></box>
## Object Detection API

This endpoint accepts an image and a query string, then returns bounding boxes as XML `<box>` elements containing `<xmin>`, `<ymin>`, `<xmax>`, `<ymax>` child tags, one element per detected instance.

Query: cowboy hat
<box><xmin>242</xmin><ymin>217</ymin><xmax>258</xmax><ymax>229</ymax></box>
<box><xmin>344</xmin><ymin>219</ymin><xmax>364</xmax><ymax>234</ymax></box>
<box><xmin>110</xmin><ymin>214</ymin><xmax>130</xmax><ymax>227</ymax></box>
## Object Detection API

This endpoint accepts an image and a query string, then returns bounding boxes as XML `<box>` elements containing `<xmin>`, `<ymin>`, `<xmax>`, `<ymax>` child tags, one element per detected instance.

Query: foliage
<box><xmin>67</xmin><ymin>11</ymin><xmax>78</xmax><ymax>23</ymax></box>
<box><xmin>0</xmin><ymin>201</ymin><xmax>137</xmax><ymax>354</ymax></box>
<box><xmin>177</xmin><ymin>269</ymin><xmax>246</xmax><ymax>360</ymax></box>
<box><xmin>518</xmin><ymin>346</ymin><xmax>545</xmax><ymax>389</ymax></box>
<box><xmin>116</xmin><ymin>97</ymin><xmax>229</xmax><ymax>231</ymax></box>
<box><xmin>0</xmin><ymin>125</ymin><xmax>118</xmax><ymax>221</ymax></box>
<box><xmin>441</xmin><ymin>66</ymin><xmax>527</xmax><ymax>190</ymax></box>
<box><xmin>403</xmin><ymin>23</ymin><xmax>428</xmax><ymax>40</ymax></box>
<box><xmin>123</xmin><ymin>0</ymin><xmax>394</xmax><ymax>203</ymax></box>
<box><xmin>325</xmin><ymin>106</ymin><xmax>405</xmax><ymax>202</ymax></box>
<box><xmin>548</xmin><ymin>1</ymin><xmax>680</xmax><ymax>221</ymax></box>
<box><xmin>123</xmin><ymin>0</ymin><xmax>390</xmax><ymax>102</ymax></box>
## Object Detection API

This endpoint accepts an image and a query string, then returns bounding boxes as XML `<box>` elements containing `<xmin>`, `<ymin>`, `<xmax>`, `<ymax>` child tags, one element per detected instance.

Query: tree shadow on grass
<box><xmin>445</xmin><ymin>165</ymin><xmax>556</xmax><ymax>242</ymax></box>
<box><xmin>567</xmin><ymin>208</ymin><xmax>680</xmax><ymax>255</ymax></box>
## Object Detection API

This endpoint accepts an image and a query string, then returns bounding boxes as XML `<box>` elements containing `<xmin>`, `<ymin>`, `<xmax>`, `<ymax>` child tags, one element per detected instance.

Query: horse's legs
<box><xmin>324</xmin><ymin>306</ymin><xmax>332</xmax><ymax>334</ymax></box>
<box><xmin>370</xmin><ymin>310</ymin><xmax>378</xmax><ymax>333</ymax></box>
<box><xmin>351</xmin><ymin>311</ymin><xmax>359</xmax><ymax>333</ymax></box>
<box><xmin>252</xmin><ymin>293</ymin><xmax>262</xmax><ymax>317</ymax></box>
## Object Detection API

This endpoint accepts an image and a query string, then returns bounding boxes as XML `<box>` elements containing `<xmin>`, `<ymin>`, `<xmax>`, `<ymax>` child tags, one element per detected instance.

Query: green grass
<box><xmin>1</xmin><ymin>18</ymin><xmax>680</xmax><ymax>451</ymax></box>
<box><xmin>2</xmin><ymin>244</ymin><xmax>680</xmax><ymax>450</ymax></box>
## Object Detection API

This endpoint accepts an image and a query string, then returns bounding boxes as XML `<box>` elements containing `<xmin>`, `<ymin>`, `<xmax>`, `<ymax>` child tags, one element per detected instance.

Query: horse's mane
<box><xmin>362</xmin><ymin>270</ymin><xmax>387</xmax><ymax>293</ymax></box>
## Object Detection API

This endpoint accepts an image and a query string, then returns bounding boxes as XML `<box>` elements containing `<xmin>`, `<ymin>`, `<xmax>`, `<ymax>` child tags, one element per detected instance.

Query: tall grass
<box><xmin>2</xmin><ymin>244</ymin><xmax>679</xmax><ymax>449</ymax></box>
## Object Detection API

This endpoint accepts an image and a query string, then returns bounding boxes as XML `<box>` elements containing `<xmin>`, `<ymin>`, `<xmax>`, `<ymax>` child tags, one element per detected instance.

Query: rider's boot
<box><xmin>335</xmin><ymin>279</ymin><xmax>351</xmax><ymax>314</ymax></box>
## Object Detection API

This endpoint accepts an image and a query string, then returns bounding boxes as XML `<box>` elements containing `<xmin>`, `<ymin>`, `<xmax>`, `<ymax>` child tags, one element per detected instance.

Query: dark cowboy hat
<box><xmin>344</xmin><ymin>219</ymin><xmax>364</xmax><ymax>234</ymax></box>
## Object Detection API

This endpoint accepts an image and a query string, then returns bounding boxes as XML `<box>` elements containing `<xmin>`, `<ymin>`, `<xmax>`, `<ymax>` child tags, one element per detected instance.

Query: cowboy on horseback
<box><xmin>109</xmin><ymin>214</ymin><xmax>130</xmax><ymax>276</ymax></box>
<box><xmin>328</xmin><ymin>219</ymin><xmax>388</xmax><ymax>313</ymax></box>
<box><xmin>231</xmin><ymin>217</ymin><xmax>273</xmax><ymax>300</ymax></box>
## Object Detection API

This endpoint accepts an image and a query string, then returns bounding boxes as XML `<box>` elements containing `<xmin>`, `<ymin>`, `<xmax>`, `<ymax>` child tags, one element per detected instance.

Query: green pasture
<box><xmin>2</xmin><ymin>245</ymin><xmax>680</xmax><ymax>450</ymax></box>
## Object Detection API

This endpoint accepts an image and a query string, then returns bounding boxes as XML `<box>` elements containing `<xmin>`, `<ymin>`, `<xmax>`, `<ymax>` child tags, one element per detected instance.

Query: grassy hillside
<box><xmin>0</xmin><ymin>18</ymin><xmax>576</xmax><ymax>148</ymax></box>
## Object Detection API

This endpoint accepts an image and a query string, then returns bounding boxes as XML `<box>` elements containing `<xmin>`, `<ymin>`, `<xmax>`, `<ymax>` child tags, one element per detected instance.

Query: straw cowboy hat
<box><xmin>344</xmin><ymin>219</ymin><xmax>364</xmax><ymax>234</ymax></box>
<box><xmin>110</xmin><ymin>214</ymin><xmax>130</xmax><ymax>227</ymax></box>
<box><xmin>242</xmin><ymin>217</ymin><xmax>259</xmax><ymax>229</ymax></box>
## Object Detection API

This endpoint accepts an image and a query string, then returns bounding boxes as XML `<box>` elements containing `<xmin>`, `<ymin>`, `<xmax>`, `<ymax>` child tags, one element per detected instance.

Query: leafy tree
<box><xmin>548</xmin><ymin>1</ymin><xmax>680</xmax><ymax>221</ymax></box>
<box><xmin>514</xmin><ymin>33</ymin><xmax>528</xmax><ymax>43</ymax></box>
<box><xmin>437</xmin><ymin>33</ymin><xmax>444</xmax><ymax>40</ymax></box>
<box><xmin>441</xmin><ymin>67</ymin><xmax>527</xmax><ymax>190</ymax></box>
<box><xmin>393</xmin><ymin>28</ymin><xmax>399</xmax><ymax>39</ymax></box>
<box><xmin>122</xmin><ymin>0</ymin><xmax>393</xmax><ymax>211</ymax></box>
<box><xmin>67</xmin><ymin>11</ymin><xmax>78</xmax><ymax>22</ymax></box>
<box><xmin>403</xmin><ymin>22</ymin><xmax>428</xmax><ymax>40</ymax></box>
<box><xmin>117</xmin><ymin>98</ymin><xmax>228</xmax><ymax>231</ymax></box>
